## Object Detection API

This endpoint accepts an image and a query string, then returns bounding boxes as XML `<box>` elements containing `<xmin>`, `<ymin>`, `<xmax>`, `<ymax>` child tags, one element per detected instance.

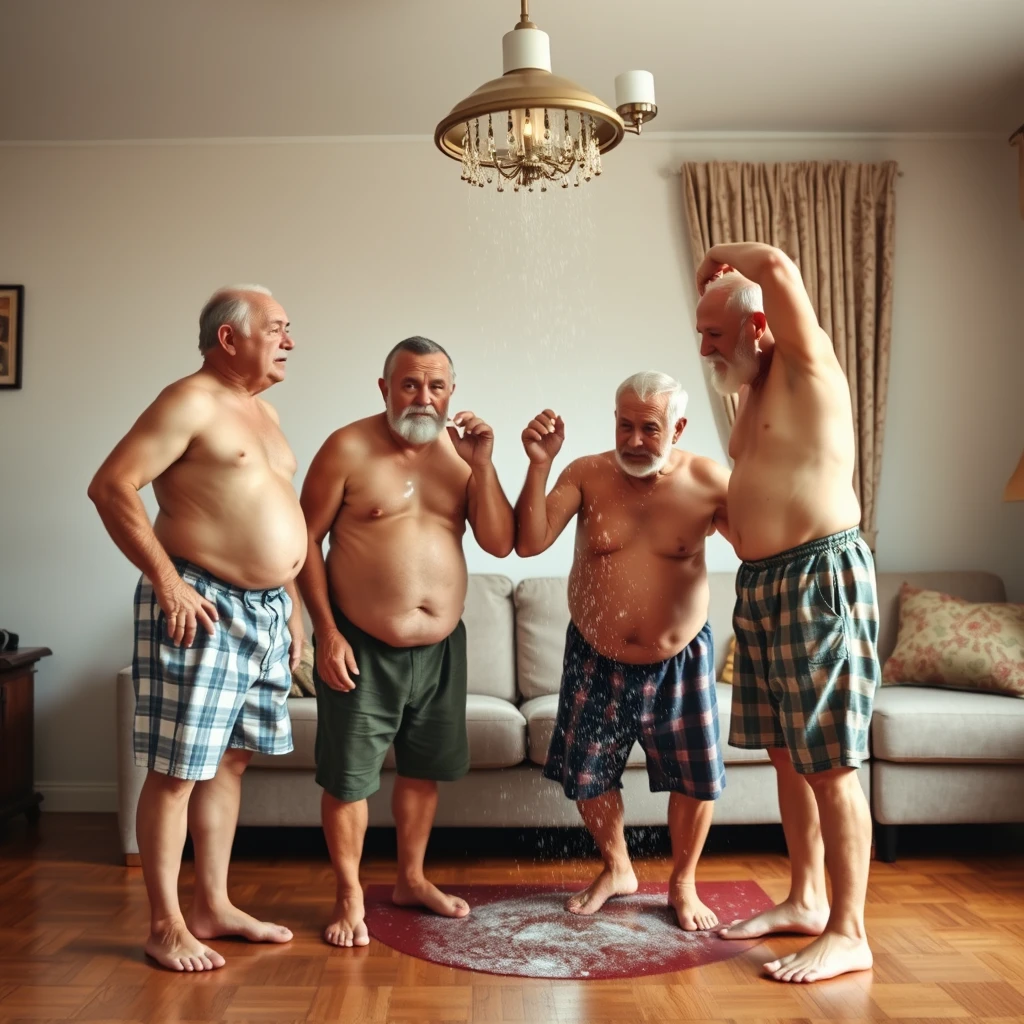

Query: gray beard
<box><xmin>387</xmin><ymin>404</ymin><xmax>444</xmax><ymax>444</ymax></box>
<box><xmin>706</xmin><ymin>337</ymin><xmax>759</xmax><ymax>395</ymax></box>
<box><xmin>615</xmin><ymin>449</ymin><xmax>668</xmax><ymax>479</ymax></box>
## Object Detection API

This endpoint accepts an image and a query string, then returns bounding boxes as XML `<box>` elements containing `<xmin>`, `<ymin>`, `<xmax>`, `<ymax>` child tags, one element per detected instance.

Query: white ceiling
<box><xmin>2</xmin><ymin>0</ymin><xmax>1022</xmax><ymax>141</ymax></box>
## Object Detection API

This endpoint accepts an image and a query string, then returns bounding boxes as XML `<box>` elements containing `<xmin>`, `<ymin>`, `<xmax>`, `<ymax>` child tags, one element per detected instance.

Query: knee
<box><xmin>220</xmin><ymin>749</ymin><xmax>253</xmax><ymax>775</ymax></box>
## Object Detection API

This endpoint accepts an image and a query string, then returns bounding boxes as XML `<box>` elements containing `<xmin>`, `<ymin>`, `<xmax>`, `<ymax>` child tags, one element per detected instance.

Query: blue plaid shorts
<box><xmin>729</xmin><ymin>528</ymin><xmax>880</xmax><ymax>775</ymax></box>
<box><xmin>543</xmin><ymin>621</ymin><xmax>725</xmax><ymax>802</ymax></box>
<box><xmin>132</xmin><ymin>559</ymin><xmax>294</xmax><ymax>781</ymax></box>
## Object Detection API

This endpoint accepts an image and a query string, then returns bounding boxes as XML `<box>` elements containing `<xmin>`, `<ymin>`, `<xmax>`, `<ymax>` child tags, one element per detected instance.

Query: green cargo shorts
<box><xmin>312</xmin><ymin>604</ymin><xmax>470</xmax><ymax>802</ymax></box>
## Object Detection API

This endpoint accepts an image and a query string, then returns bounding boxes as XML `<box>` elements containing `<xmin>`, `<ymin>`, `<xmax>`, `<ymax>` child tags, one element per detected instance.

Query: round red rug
<box><xmin>363</xmin><ymin>881</ymin><xmax>773</xmax><ymax>980</ymax></box>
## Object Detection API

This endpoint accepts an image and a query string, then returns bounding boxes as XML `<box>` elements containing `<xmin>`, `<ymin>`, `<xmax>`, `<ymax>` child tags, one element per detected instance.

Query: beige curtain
<box><xmin>681</xmin><ymin>160</ymin><xmax>897</xmax><ymax>550</ymax></box>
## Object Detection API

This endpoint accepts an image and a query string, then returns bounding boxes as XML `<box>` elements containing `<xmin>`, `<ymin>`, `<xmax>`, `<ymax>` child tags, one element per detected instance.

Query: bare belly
<box><xmin>728</xmin><ymin>460</ymin><xmax>861</xmax><ymax>562</ymax></box>
<box><xmin>568</xmin><ymin>551</ymin><xmax>710</xmax><ymax>665</ymax></box>
<box><xmin>154</xmin><ymin>476</ymin><xmax>306</xmax><ymax>590</ymax></box>
<box><xmin>326</xmin><ymin>519</ymin><xmax>468</xmax><ymax>647</ymax></box>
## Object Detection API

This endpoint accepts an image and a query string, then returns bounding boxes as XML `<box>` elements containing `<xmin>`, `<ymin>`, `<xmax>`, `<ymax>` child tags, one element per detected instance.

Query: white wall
<box><xmin>1</xmin><ymin>134</ymin><xmax>1021</xmax><ymax>810</ymax></box>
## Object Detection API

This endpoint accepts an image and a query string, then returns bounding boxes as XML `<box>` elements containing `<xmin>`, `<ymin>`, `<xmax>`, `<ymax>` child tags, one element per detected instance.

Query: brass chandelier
<box><xmin>434</xmin><ymin>0</ymin><xmax>657</xmax><ymax>192</ymax></box>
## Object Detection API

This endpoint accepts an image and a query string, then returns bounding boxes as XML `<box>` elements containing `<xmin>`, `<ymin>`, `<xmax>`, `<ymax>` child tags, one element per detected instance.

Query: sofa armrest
<box><xmin>116</xmin><ymin>668</ymin><xmax>146</xmax><ymax>862</ymax></box>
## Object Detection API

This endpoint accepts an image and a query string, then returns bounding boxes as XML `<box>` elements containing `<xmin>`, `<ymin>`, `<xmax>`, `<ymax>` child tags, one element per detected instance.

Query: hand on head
<box><xmin>522</xmin><ymin>409</ymin><xmax>565</xmax><ymax>466</ymax></box>
<box><xmin>696</xmin><ymin>256</ymin><xmax>735</xmax><ymax>296</ymax></box>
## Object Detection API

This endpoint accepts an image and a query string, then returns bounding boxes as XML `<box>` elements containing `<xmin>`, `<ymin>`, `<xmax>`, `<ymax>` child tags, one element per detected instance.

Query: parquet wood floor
<box><xmin>1</xmin><ymin>815</ymin><xmax>1023</xmax><ymax>1023</ymax></box>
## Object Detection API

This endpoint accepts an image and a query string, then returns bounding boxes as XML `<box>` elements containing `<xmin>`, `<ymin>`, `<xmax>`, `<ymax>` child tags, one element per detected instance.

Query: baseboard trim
<box><xmin>36</xmin><ymin>782</ymin><xmax>118</xmax><ymax>813</ymax></box>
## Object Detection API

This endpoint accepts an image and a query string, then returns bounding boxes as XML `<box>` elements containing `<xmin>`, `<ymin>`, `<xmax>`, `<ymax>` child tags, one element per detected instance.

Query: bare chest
<box><xmin>192</xmin><ymin>409</ymin><xmax>296</xmax><ymax>479</ymax></box>
<box><xmin>344</xmin><ymin>458</ymin><xmax>468</xmax><ymax>525</ymax></box>
<box><xmin>579</xmin><ymin>487</ymin><xmax>713</xmax><ymax>559</ymax></box>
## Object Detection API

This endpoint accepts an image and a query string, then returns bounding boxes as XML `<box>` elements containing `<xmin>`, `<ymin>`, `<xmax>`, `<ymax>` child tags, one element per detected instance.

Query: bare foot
<box><xmin>764</xmin><ymin>931</ymin><xmax>873</xmax><ymax>983</ymax></box>
<box><xmin>392</xmin><ymin>878</ymin><xmax>470</xmax><ymax>918</ymax></box>
<box><xmin>717</xmin><ymin>898</ymin><xmax>829</xmax><ymax>940</ymax></box>
<box><xmin>144</xmin><ymin>919</ymin><xmax>226</xmax><ymax>972</ymax></box>
<box><xmin>565</xmin><ymin>866</ymin><xmax>639</xmax><ymax>916</ymax></box>
<box><xmin>323</xmin><ymin>893</ymin><xmax>370</xmax><ymax>948</ymax></box>
<box><xmin>669</xmin><ymin>879</ymin><xmax>718</xmax><ymax>931</ymax></box>
<box><xmin>188</xmin><ymin>903</ymin><xmax>293</xmax><ymax>944</ymax></box>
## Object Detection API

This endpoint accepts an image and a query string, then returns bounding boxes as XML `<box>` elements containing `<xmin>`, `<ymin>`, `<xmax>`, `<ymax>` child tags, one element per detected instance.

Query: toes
<box><xmin>207</xmin><ymin>948</ymin><xmax>226</xmax><ymax>969</ymax></box>
<box><xmin>271</xmin><ymin>925</ymin><xmax>293</xmax><ymax>943</ymax></box>
<box><xmin>452</xmin><ymin>899</ymin><xmax>470</xmax><ymax>917</ymax></box>
<box><xmin>198</xmin><ymin>954</ymin><xmax>213</xmax><ymax>971</ymax></box>
<box><xmin>355</xmin><ymin>930</ymin><xmax>370</xmax><ymax>947</ymax></box>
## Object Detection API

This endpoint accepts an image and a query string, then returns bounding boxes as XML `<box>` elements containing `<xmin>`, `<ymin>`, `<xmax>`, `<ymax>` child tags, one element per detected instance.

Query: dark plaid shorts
<box><xmin>543</xmin><ymin>621</ymin><xmax>725</xmax><ymax>802</ymax></box>
<box><xmin>729</xmin><ymin>528</ymin><xmax>880</xmax><ymax>775</ymax></box>
<box><xmin>132</xmin><ymin>559</ymin><xmax>294</xmax><ymax>781</ymax></box>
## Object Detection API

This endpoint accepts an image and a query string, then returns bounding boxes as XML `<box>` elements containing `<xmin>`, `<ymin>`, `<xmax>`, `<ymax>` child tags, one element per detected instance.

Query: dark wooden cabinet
<box><xmin>0</xmin><ymin>647</ymin><xmax>51</xmax><ymax>823</ymax></box>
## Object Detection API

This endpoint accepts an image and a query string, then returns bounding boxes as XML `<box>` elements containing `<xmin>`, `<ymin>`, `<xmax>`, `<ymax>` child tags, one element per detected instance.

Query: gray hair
<box><xmin>616</xmin><ymin>371</ymin><xmax>688</xmax><ymax>424</ymax></box>
<box><xmin>198</xmin><ymin>284</ymin><xmax>272</xmax><ymax>354</ymax></box>
<box><xmin>383</xmin><ymin>336</ymin><xmax>455</xmax><ymax>382</ymax></box>
<box><xmin>706</xmin><ymin>273</ymin><xmax>764</xmax><ymax>320</ymax></box>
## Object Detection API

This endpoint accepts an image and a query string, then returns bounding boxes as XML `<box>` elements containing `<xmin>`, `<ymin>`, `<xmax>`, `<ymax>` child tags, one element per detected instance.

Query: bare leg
<box><xmin>136</xmin><ymin>770</ymin><xmax>225</xmax><ymax>971</ymax></box>
<box><xmin>186</xmin><ymin>749</ymin><xmax>292</xmax><ymax>944</ymax></box>
<box><xmin>390</xmin><ymin>777</ymin><xmax>469</xmax><ymax>917</ymax></box>
<box><xmin>566</xmin><ymin>789</ymin><xmax>638</xmax><ymax>915</ymax></box>
<box><xmin>763</xmin><ymin>766</ymin><xmax>873</xmax><ymax>982</ymax></box>
<box><xmin>667</xmin><ymin>793</ymin><xmax>717</xmax><ymax>930</ymax></box>
<box><xmin>321</xmin><ymin>790</ymin><xmax>370</xmax><ymax>947</ymax></box>
<box><xmin>719</xmin><ymin>747</ymin><xmax>830</xmax><ymax>939</ymax></box>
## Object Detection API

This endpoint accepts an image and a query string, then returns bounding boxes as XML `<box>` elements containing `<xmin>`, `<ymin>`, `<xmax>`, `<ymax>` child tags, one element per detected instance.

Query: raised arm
<box><xmin>449</xmin><ymin>411</ymin><xmax>516</xmax><ymax>558</ymax></box>
<box><xmin>514</xmin><ymin>410</ymin><xmax>583</xmax><ymax>557</ymax></box>
<box><xmin>296</xmin><ymin>431</ymin><xmax>359</xmax><ymax>691</ymax></box>
<box><xmin>87</xmin><ymin>382</ymin><xmax>220</xmax><ymax>646</ymax></box>
<box><xmin>696</xmin><ymin>241</ymin><xmax>832</xmax><ymax>365</ymax></box>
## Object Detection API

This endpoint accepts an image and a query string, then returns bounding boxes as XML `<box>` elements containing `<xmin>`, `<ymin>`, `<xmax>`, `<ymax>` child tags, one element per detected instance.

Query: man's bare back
<box><xmin>151</xmin><ymin>373</ymin><xmax>307</xmax><ymax>589</ymax></box>
<box><xmin>319</xmin><ymin>412</ymin><xmax>472</xmax><ymax>647</ymax></box>
<box><xmin>567</xmin><ymin>449</ymin><xmax>727</xmax><ymax>663</ymax></box>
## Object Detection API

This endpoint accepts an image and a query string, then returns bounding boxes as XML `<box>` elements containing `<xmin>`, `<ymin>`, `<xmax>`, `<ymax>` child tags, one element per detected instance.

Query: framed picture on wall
<box><xmin>0</xmin><ymin>285</ymin><xmax>25</xmax><ymax>389</ymax></box>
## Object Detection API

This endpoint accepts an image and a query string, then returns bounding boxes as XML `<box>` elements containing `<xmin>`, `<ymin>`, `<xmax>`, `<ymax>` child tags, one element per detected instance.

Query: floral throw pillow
<box><xmin>882</xmin><ymin>584</ymin><xmax>1024</xmax><ymax>697</ymax></box>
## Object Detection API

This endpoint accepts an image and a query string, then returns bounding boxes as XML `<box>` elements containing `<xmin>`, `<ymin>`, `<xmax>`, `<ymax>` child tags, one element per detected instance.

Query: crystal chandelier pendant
<box><xmin>435</xmin><ymin>0</ymin><xmax>655</xmax><ymax>193</ymax></box>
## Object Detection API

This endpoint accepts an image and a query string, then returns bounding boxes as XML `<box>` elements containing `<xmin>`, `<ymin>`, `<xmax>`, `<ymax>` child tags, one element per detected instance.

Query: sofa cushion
<box><xmin>464</xmin><ymin>574</ymin><xmax>517</xmax><ymax>701</ymax></box>
<box><xmin>520</xmin><ymin>683</ymin><xmax>771</xmax><ymax>769</ymax></box>
<box><xmin>882</xmin><ymin>584</ymin><xmax>1024</xmax><ymax>698</ymax></box>
<box><xmin>514</xmin><ymin>578</ymin><xmax>570</xmax><ymax>699</ymax></box>
<box><xmin>872</xmin><ymin>685</ymin><xmax>1024</xmax><ymax>763</ymax></box>
<box><xmin>253</xmin><ymin>694</ymin><xmax>526</xmax><ymax>771</ymax></box>
<box><xmin>515</xmin><ymin>575</ymin><xmax>741</xmax><ymax>699</ymax></box>
<box><xmin>875</xmin><ymin>571</ymin><xmax>1006</xmax><ymax>664</ymax></box>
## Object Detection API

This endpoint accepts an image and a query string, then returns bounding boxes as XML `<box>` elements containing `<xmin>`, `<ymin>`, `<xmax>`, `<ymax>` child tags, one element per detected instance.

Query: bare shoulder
<box><xmin>687</xmin><ymin>453</ymin><xmax>730</xmax><ymax>486</ymax></box>
<box><xmin>317</xmin><ymin>415</ymin><xmax>380</xmax><ymax>466</ymax></box>
<box><xmin>145</xmin><ymin>373</ymin><xmax>218</xmax><ymax>425</ymax></box>
<box><xmin>563</xmin><ymin>453</ymin><xmax>609</xmax><ymax>487</ymax></box>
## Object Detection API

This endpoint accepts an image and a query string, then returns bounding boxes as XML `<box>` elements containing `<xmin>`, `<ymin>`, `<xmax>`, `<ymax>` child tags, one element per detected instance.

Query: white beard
<box><xmin>388</xmin><ymin>403</ymin><xmax>444</xmax><ymax>445</ymax></box>
<box><xmin>615</xmin><ymin>448</ymin><xmax>669</xmax><ymax>479</ymax></box>
<box><xmin>706</xmin><ymin>335</ymin><xmax>759</xmax><ymax>396</ymax></box>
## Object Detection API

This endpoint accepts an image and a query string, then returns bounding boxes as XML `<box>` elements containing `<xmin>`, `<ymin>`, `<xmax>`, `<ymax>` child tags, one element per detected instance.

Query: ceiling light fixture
<box><xmin>434</xmin><ymin>0</ymin><xmax>656</xmax><ymax>192</ymax></box>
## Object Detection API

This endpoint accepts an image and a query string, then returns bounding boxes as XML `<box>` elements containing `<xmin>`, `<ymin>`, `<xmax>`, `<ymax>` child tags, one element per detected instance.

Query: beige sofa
<box><xmin>115</xmin><ymin>570</ymin><xmax>1023</xmax><ymax>863</ymax></box>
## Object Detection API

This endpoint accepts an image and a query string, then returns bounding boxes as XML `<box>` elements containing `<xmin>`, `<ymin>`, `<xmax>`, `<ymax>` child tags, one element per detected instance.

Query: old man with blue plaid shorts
<box><xmin>90</xmin><ymin>285</ymin><xmax>306</xmax><ymax>973</ymax></box>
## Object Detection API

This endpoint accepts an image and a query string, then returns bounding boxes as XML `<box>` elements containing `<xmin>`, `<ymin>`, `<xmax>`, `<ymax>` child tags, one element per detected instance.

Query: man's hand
<box><xmin>522</xmin><ymin>409</ymin><xmax>565</xmax><ymax>467</ymax></box>
<box><xmin>287</xmin><ymin>608</ymin><xmax>306</xmax><ymax>674</ymax></box>
<box><xmin>156</xmin><ymin>577</ymin><xmax>219</xmax><ymax>648</ymax></box>
<box><xmin>316</xmin><ymin>628</ymin><xmax>359</xmax><ymax>692</ymax></box>
<box><xmin>695</xmin><ymin>254</ymin><xmax>735</xmax><ymax>296</ymax></box>
<box><xmin>448</xmin><ymin>411</ymin><xmax>495</xmax><ymax>467</ymax></box>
